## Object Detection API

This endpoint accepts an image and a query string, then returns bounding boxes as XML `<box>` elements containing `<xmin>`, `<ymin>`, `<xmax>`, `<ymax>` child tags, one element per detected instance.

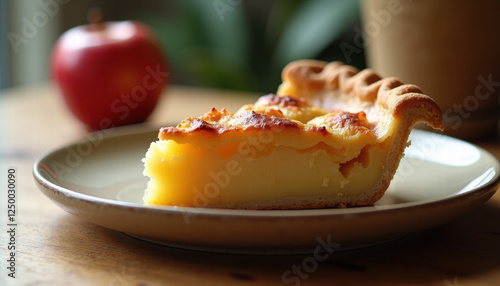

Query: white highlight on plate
<box><xmin>405</xmin><ymin>130</ymin><xmax>481</xmax><ymax>167</ymax></box>
<box><xmin>457</xmin><ymin>167</ymin><xmax>497</xmax><ymax>194</ymax></box>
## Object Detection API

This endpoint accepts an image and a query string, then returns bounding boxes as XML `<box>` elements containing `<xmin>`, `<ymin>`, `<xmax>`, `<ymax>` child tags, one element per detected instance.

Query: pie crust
<box><xmin>142</xmin><ymin>60</ymin><xmax>444</xmax><ymax>209</ymax></box>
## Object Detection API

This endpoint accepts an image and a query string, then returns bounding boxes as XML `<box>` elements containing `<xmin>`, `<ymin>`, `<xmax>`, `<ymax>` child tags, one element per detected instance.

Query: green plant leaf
<box><xmin>271</xmin><ymin>0</ymin><xmax>360</xmax><ymax>70</ymax></box>
<box><xmin>185</xmin><ymin>0</ymin><xmax>250</xmax><ymax>67</ymax></box>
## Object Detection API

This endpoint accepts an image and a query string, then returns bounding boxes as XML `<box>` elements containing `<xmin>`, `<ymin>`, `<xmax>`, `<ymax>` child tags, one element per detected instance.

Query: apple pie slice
<box><xmin>142</xmin><ymin>60</ymin><xmax>443</xmax><ymax>209</ymax></box>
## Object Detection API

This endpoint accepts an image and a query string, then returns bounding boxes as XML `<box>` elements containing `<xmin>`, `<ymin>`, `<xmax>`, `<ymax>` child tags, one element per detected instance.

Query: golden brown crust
<box><xmin>279</xmin><ymin>60</ymin><xmax>444</xmax><ymax>130</ymax></box>
<box><xmin>152</xmin><ymin>60</ymin><xmax>444</xmax><ymax>209</ymax></box>
<box><xmin>160</xmin><ymin>60</ymin><xmax>442</xmax><ymax>141</ymax></box>
<box><xmin>274</xmin><ymin>60</ymin><xmax>443</xmax><ymax>209</ymax></box>
<box><xmin>159</xmin><ymin>109</ymin><xmax>300</xmax><ymax>138</ymax></box>
<box><xmin>255</xmin><ymin>93</ymin><xmax>311</xmax><ymax>109</ymax></box>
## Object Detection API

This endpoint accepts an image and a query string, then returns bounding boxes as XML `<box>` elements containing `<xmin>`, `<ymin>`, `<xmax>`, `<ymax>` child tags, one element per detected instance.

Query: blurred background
<box><xmin>0</xmin><ymin>0</ymin><xmax>365</xmax><ymax>93</ymax></box>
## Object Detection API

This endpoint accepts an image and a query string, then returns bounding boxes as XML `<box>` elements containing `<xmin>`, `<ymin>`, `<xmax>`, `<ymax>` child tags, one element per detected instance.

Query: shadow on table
<box><xmin>55</xmin><ymin>199</ymin><xmax>500</xmax><ymax>285</ymax></box>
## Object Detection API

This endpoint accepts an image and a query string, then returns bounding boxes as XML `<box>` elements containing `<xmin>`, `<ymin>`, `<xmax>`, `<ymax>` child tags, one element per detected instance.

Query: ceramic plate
<box><xmin>33</xmin><ymin>125</ymin><xmax>500</xmax><ymax>254</ymax></box>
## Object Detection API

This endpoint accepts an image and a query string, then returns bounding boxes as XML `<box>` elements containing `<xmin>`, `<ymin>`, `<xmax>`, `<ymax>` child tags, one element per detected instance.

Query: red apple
<box><xmin>51</xmin><ymin>19</ymin><xmax>168</xmax><ymax>130</ymax></box>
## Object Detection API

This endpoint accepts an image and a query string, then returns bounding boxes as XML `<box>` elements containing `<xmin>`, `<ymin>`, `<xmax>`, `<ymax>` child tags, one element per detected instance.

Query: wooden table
<box><xmin>1</xmin><ymin>84</ymin><xmax>499</xmax><ymax>285</ymax></box>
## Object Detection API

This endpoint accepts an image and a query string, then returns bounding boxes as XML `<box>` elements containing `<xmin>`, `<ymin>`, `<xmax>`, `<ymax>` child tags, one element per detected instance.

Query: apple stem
<box><xmin>87</xmin><ymin>7</ymin><xmax>105</xmax><ymax>31</ymax></box>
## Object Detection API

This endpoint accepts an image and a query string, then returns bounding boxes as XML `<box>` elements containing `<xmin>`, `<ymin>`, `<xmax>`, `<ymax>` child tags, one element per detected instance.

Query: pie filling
<box><xmin>143</xmin><ymin>140</ymin><xmax>391</xmax><ymax>208</ymax></box>
<box><xmin>142</xmin><ymin>114</ymin><xmax>397</xmax><ymax>208</ymax></box>
<box><xmin>142</xmin><ymin>60</ymin><xmax>444</xmax><ymax>209</ymax></box>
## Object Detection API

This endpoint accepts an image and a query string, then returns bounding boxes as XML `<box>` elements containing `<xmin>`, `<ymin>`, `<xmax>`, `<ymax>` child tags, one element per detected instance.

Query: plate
<box><xmin>33</xmin><ymin>125</ymin><xmax>500</xmax><ymax>254</ymax></box>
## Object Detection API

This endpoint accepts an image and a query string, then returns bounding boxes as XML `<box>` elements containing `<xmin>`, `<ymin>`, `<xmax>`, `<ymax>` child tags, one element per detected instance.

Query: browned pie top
<box><xmin>279</xmin><ymin>60</ymin><xmax>444</xmax><ymax>129</ymax></box>
<box><xmin>158</xmin><ymin>60</ymin><xmax>443</xmax><ymax>145</ymax></box>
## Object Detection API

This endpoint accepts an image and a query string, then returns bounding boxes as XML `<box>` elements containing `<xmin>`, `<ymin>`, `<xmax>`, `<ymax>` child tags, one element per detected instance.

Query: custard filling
<box><xmin>142</xmin><ymin>124</ymin><xmax>395</xmax><ymax>207</ymax></box>
<box><xmin>141</xmin><ymin>60</ymin><xmax>444</xmax><ymax>209</ymax></box>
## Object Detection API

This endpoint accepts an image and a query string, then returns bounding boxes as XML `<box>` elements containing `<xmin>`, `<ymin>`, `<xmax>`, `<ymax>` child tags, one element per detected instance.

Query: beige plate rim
<box><xmin>33</xmin><ymin>125</ymin><xmax>500</xmax><ymax>254</ymax></box>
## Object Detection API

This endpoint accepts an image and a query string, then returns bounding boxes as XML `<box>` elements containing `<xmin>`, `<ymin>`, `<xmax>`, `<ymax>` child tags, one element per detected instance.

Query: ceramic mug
<box><xmin>361</xmin><ymin>0</ymin><xmax>500</xmax><ymax>140</ymax></box>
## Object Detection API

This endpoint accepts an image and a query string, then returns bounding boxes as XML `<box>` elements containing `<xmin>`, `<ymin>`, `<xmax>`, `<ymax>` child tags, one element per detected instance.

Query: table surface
<box><xmin>1</xmin><ymin>84</ymin><xmax>499</xmax><ymax>286</ymax></box>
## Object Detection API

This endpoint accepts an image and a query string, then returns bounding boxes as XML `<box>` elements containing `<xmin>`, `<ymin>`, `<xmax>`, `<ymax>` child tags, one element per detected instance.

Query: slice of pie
<box><xmin>142</xmin><ymin>60</ymin><xmax>444</xmax><ymax>209</ymax></box>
